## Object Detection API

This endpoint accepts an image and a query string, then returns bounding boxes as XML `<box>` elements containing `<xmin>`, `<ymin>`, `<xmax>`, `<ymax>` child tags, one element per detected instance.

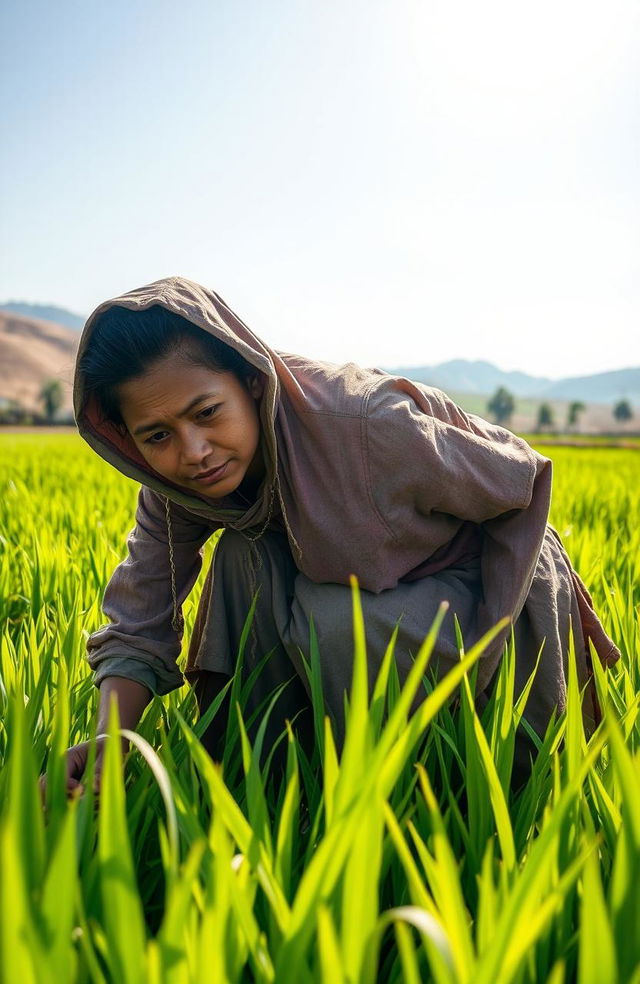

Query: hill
<box><xmin>540</xmin><ymin>368</ymin><xmax>640</xmax><ymax>404</ymax></box>
<box><xmin>387</xmin><ymin>359</ymin><xmax>640</xmax><ymax>406</ymax></box>
<box><xmin>0</xmin><ymin>301</ymin><xmax>85</xmax><ymax>333</ymax></box>
<box><xmin>0</xmin><ymin>312</ymin><xmax>78</xmax><ymax>414</ymax></box>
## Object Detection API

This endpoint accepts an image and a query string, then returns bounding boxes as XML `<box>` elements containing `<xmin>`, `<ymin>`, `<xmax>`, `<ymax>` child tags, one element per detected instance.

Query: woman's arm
<box><xmin>96</xmin><ymin>676</ymin><xmax>153</xmax><ymax>751</ymax></box>
<box><xmin>87</xmin><ymin>486</ymin><xmax>214</xmax><ymax>695</ymax></box>
<box><xmin>40</xmin><ymin>492</ymin><xmax>213</xmax><ymax>799</ymax></box>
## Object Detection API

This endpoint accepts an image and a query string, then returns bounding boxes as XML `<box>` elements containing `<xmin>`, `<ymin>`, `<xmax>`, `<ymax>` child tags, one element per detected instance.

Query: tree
<box><xmin>0</xmin><ymin>398</ymin><xmax>30</xmax><ymax>425</ymax></box>
<box><xmin>536</xmin><ymin>402</ymin><xmax>554</xmax><ymax>432</ymax></box>
<box><xmin>613</xmin><ymin>399</ymin><xmax>633</xmax><ymax>425</ymax></box>
<box><xmin>487</xmin><ymin>387</ymin><xmax>515</xmax><ymax>426</ymax></box>
<box><xmin>567</xmin><ymin>401</ymin><xmax>585</xmax><ymax>431</ymax></box>
<box><xmin>39</xmin><ymin>379</ymin><xmax>63</xmax><ymax>422</ymax></box>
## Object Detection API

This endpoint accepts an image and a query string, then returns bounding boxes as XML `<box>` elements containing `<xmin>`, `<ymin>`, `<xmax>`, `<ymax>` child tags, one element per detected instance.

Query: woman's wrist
<box><xmin>96</xmin><ymin>675</ymin><xmax>153</xmax><ymax>750</ymax></box>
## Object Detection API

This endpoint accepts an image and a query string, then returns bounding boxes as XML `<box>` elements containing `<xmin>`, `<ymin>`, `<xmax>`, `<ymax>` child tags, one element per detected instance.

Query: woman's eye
<box><xmin>145</xmin><ymin>431</ymin><xmax>169</xmax><ymax>445</ymax></box>
<box><xmin>198</xmin><ymin>405</ymin><xmax>218</xmax><ymax>419</ymax></box>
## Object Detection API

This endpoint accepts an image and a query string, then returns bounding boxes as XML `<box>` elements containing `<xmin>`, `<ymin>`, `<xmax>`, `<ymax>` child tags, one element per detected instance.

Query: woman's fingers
<box><xmin>38</xmin><ymin>741</ymin><xmax>98</xmax><ymax>803</ymax></box>
<box><xmin>38</xmin><ymin>737</ymin><xmax>124</xmax><ymax>806</ymax></box>
<box><xmin>65</xmin><ymin>742</ymin><xmax>89</xmax><ymax>779</ymax></box>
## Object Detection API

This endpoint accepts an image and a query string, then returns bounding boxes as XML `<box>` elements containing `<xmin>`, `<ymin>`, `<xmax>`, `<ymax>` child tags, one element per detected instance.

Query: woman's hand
<box><xmin>62</xmin><ymin>739</ymin><xmax>97</xmax><ymax>796</ymax></box>
<box><xmin>38</xmin><ymin>734</ymin><xmax>131</xmax><ymax>804</ymax></box>
<box><xmin>38</xmin><ymin>677</ymin><xmax>152</xmax><ymax>806</ymax></box>
<box><xmin>38</xmin><ymin>737</ymin><xmax>108</xmax><ymax>802</ymax></box>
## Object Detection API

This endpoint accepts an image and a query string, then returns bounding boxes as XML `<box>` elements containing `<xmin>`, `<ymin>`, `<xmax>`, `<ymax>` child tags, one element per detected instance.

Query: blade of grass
<box><xmin>97</xmin><ymin>696</ymin><xmax>147</xmax><ymax>984</ymax></box>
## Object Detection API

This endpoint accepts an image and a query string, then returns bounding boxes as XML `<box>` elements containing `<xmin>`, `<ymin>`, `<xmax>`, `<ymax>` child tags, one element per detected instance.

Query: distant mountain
<box><xmin>0</xmin><ymin>312</ymin><xmax>78</xmax><ymax>412</ymax></box>
<box><xmin>387</xmin><ymin>359</ymin><xmax>640</xmax><ymax>405</ymax></box>
<box><xmin>0</xmin><ymin>301</ymin><xmax>85</xmax><ymax>332</ymax></box>
<box><xmin>539</xmin><ymin>369</ymin><xmax>640</xmax><ymax>404</ymax></box>
<box><xmin>388</xmin><ymin>359</ymin><xmax>552</xmax><ymax>398</ymax></box>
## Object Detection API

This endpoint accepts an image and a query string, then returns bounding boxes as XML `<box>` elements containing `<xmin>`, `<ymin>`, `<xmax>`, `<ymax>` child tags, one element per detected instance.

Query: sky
<box><xmin>1</xmin><ymin>0</ymin><xmax>638</xmax><ymax>378</ymax></box>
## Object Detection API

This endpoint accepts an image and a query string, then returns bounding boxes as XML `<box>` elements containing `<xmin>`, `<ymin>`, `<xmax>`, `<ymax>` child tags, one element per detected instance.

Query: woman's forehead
<box><xmin>117</xmin><ymin>360</ymin><xmax>234</xmax><ymax>422</ymax></box>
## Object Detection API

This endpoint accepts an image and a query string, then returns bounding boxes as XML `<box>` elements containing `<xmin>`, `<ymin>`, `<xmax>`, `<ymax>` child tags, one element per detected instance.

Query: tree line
<box><xmin>0</xmin><ymin>379</ymin><xmax>68</xmax><ymax>425</ymax></box>
<box><xmin>487</xmin><ymin>387</ymin><xmax>635</xmax><ymax>432</ymax></box>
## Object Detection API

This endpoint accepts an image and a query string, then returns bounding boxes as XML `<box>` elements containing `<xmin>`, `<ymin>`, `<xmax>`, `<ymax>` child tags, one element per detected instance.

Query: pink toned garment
<box><xmin>73</xmin><ymin>277</ymin><xmax>619</xmax><ymax>726</ymax></box>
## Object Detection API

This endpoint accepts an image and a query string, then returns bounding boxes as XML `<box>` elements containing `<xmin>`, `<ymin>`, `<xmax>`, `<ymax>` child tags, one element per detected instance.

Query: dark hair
<box><xmin>79</xmin><ymin>304</ymin><xmax>257</xmax><ymax>426</ymax></box>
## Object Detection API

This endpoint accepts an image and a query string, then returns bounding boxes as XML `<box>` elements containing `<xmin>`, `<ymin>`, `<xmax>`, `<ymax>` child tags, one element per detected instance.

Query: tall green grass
<box><xmin>1</xmin><ymin>434</ymin><xmax>639</xmax><ymax>983</ymax></box>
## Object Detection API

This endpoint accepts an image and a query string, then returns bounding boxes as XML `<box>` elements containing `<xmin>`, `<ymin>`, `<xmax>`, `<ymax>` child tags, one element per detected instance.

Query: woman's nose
<box><xmin>180</xmin><ymin>428</ymin><xmax>212</xmax><ymax>464</ymax></box>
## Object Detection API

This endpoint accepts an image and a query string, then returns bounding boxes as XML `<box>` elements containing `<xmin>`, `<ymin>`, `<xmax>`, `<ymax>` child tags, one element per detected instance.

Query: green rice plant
<box><xmin>0</xmin><ymin>433</ymin><xmax>639</xmax><ymax>983</ymax></box>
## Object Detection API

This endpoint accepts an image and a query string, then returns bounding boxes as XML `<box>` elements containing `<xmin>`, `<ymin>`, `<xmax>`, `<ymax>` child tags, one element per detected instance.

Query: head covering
<box><xmin>74</xmin><ymin>275</ymin><xmax>287</xmax><ymax>536</ymax></box>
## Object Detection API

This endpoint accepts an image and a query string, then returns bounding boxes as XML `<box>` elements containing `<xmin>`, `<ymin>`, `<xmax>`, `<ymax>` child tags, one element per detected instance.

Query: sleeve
<box><xmin>86</xmin><ymin>486</ymin><xmax>214</xmax><ymax>696</ymax></box>
<box><xmin>366</xmin><ymin>376</ymin><xmax>552</xmax><ymax>691</ymax></box>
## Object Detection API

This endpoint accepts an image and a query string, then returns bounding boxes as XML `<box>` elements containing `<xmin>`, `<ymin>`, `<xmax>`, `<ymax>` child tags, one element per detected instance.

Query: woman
<box><xmin>61</xmin><ymin>275</ymin><xmax>619</xmax><ymax>793</ymax></box>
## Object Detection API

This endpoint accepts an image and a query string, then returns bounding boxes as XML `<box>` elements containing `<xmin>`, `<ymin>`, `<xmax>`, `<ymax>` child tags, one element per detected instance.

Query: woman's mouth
<box><xmin>192</xmin><ymin>461</ymin><xmax>230</xmax><ymax>485</ymax></box>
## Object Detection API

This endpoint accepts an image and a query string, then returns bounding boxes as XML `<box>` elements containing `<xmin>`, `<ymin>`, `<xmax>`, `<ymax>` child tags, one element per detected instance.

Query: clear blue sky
<box><xmin>1</xmin><ymin>0</ymin><xmax>638</xmax><ymax>377</ymax></box>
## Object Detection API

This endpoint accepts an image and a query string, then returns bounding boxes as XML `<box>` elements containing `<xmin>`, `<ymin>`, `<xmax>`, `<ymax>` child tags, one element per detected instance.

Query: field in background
<box><xmin>1</xmin><ymin>433</ymin><xmax>639</xmax><ymax>983</ymax></box>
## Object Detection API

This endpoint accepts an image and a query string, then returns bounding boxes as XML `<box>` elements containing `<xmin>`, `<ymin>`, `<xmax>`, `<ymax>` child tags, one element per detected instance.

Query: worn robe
<box><xmin>73</xmin><ymin>276</ymin><xmax>620</xmax><ymax>746</ymax></box>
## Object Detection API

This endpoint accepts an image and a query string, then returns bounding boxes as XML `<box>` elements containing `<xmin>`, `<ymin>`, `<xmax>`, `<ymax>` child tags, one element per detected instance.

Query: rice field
<box><xmin>1</xmin><ymin>432</ymin><xmax>639</xmax><ymax>984</ymax></box>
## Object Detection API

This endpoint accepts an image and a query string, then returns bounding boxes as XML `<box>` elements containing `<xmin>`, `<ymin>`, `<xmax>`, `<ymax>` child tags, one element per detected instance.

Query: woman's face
<box><xmin>116</xmin><ymin>351</ymin><xmax>266</xmax><ymax>499</ymax></box>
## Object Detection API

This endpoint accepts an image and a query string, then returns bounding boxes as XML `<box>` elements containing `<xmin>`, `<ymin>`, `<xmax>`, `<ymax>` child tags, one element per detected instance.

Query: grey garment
<box><xmin>186</xmin><ymin>529</ymin><xmax>313</xmax><ymax>761</ymax></box>
<box><xmin>185</xmin><ymin>527</ymin><xmax>583</xmax><ymax>775</ymax></box>
<box><xmin>185</xmin><ymin>528</ymin><xmax>482</xmax><ymax>747</ymax></box>
<box><xmin>92</xmin><ymin>654</ymin><xmax>158</xmax><ymax>695</ymax></box>
<box><xmin>186</xmin><ymin>527</ymin><xmax>304</xmax><ymax>703</ymax></box>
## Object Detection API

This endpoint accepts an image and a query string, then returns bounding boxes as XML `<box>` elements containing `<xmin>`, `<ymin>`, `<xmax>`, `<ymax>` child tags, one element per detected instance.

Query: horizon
<box><xmin>1</xmin><ymin>1</ymin><xmax>639</xmax><ymax>378</ymax></box>
<box><xmin>2</xmin><ymin>297</ymin><xmax>639</xmax><ymax>384</ymax></box>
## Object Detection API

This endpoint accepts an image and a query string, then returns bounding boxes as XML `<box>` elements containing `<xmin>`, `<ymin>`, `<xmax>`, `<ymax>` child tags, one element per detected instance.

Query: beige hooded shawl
<box><xmin>74</xmin><ymin>276</ymin><xmax>619</xmax><ymax>709</ymax></box>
